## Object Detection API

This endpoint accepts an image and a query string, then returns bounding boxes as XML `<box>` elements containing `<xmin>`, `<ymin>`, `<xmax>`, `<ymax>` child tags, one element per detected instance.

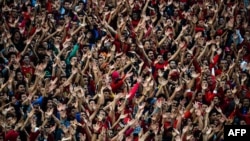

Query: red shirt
<box><xmin>21</xmin><ymin>65</ymin><xmax>35</xmax><ymax>79</ymax></box>
<box><xmin>153</xmin><ymin>61</ymin><xmax>168</xmax><ymax>79</ymax></box>
<box><xmin>113</xmin><ymin>34</ymin><xmax>123</xmax><ymax>53</ymax></box>
<box><xmin>110</xmin><ymin>75</ymin><xmax>126</xmax><ymax>93</ymax></box>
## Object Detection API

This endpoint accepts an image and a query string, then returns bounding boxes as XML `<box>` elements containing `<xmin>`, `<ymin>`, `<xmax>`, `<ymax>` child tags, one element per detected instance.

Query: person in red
<box><xmin>110</xmin><ymin>71</ymin><xmax>132</xmax><ymax>94</ymax></box>
<box><xmin>4</xmin><ymin>129</ymin><xmax>19</xmax><ymax>141</ymax></box>
<box><xmin>153</xmin><ymin>54</ymin><xmax>168</xmax><ymax>79</ymax></box>
<box><xmin>21</xmin><ymin>54</ymin><xmax>35</xmax><ymax>80</ymax></box>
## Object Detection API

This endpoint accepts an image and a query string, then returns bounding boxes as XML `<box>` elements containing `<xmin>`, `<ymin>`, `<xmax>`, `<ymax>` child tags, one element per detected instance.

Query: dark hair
<box><xmin>89</xmin><ymin>99</ymin><xmax>96</xmax><ymax>103</ymax></box>
<box><xmin>7</xmin><ymin>52</ymin><xmax>17</xmax><ymax>60</ymax></box>
<box><xmin>16</xmin><ymin>82</ymin><xmax>26</xmax><ymax>89</ymax></box>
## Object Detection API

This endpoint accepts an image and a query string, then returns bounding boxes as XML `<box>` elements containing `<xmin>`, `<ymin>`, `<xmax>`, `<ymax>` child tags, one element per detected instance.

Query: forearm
<box><xmin>42</xmin><ymin>31</ymin><xmax>59</xmax><ymax>42</ymax></box>
<box><xmin>104</xmin><ymin>23</ymin><xmax>117</xmax><ymax>35</ymax></box>
<box><xmin>70</xmin><ymin>26</ymin><xmax>83</xmax><ymax>37</ymax></box>
<box><xmin>197</xmin><ymin>46</ymin><xmax>208</xmax><ymax>62</ymax></box>
<box><xmin>83</xmin><ymin>123</ymin><xmax>92</xmax><ymax>139</ymax></box>
<box><xmin>168</xmin><ymin>48</ymin><xmax>180</xmax><ymax>61</ymax></box>
<box><xmin>111</xmin><ymin>118</ymin><xmax>121</xmax><ymax>129</ymax></box>
<box><xmin>158</xmin><ymin>35</ymin><xmax>168</xmax><ymax>47</ymax></box>
<box><xmin>91</xmin><ymin>133</ymin><xmax>98</xmax><ymax>141</ymax></box>
<box><xmin>117</xmin><ymin>62</ymin><xmax>132</xmax><ymax>73</ymax></box>
<box><xmin>89</xmin><ymin>109</ymin><xmax>99</xmax><ymax>122</ymax></box>
<box><xmin>62</xmin><ymin>73</ymin><xmax>76</xmax><ymax>87</ymax></box>
<box><xmin>52</xmin><ymin>115</ymin><xmax>61</xmax><ymax>125</ymax></box>
<box><xmin>108</xmin><ymin>50</ymin><xmax>116</xmax><ymax>63</ymax></box>
<box><xmin>21</xmin><ymin>117</ymin><xmax>31</xmax><ymax>130</ymax></box>
<box><xmin>82</xmin><ymin>58</ymin><xmax>90</xmax><ymax>74</ymax></box>
<box><xmin>41</xmin><ymin>119</ymin><xmax>48</xmax><ymax>129</ymax></box>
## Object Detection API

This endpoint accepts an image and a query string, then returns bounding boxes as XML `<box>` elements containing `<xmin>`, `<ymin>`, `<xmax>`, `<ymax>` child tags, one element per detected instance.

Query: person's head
<box><xmin>130</xmin><ymin>43</ymin><xmax>136</xmax><ymax>51</ymax></box>
<box><xmin>225</xmin><ymin>54</ymin><xmax>233</xmax><ymax>64</ymax></box>
<box><xmin>156</xmin><ymin>54</ymin><xmax>164</xmax><ymax>64</ymax></box>
<box><xmin>218</xmin><ymin>17</ymin><xmax>225</xmax><ymax>25</ymax></box>
<box><xmin>37</xmin><ymin>80</ymin><xmax>45</xmax><ymax>89</ymax></box>
<box><xmin>82</xmin><ymin>45</ymin><xmax>89</xmax><ymax>53</ymax></box>
<box><xmin>161</xmin><ymin>40</ymin><xmax>170</xmax><ymax>50</ymax></box>
<box><xmin>169</xmin><ymin>60</ymin><xmax>177</xmax><ymax>69</ymax></box>
<box><xmin>213</xmin><ymin>96</ymin><xmax>220</xmax><ymax>105</ymax></box>
<box><xmin>43</xmin><ymin>55</ymin><xmax>50</xmax><ymax>63</ymax></box>
<box><xmin>97</xmin><ymin>109</ymin><xmax>107</xmax><ymax>121</ymax></box>
<box><xmin>235</xmin><ymin>14</ymin><xmax>242</xmax><ymax>24</ymax></box>
<box><xmin>98</xmin><ymin>56</ymin><xmax>105</xmax><ymax>65</ymax></box>
<box><xmin>60</xmin><ymin>60</ymin><xmax>67</xmax><ymax>69</ymax></box>
<box><xmin>6</xmin><ymin>113</ymin><xmax>16</xmax><ymax>125</ymax></box>
<box><xmin>54</xmin><ymin>34</ymin><xmax>62</xmax><ymax>43</ymax></box>
<box><xmin>60</xmin><ymin>76</ymin><xmax>67</xmax><ymax>84</ymax></box>
<box><xmin>103</xmin><ymin>88</ymin><xmax>112</xmax><ymax>100</ymax></box>
<box><xmin>244</xmin><ymin>30</ymin><xmax>250</xmax><ymax>41</ymax></box>
<box><xmin>8</xmin><ymin>52</ymin><xmax>17</xmax><ymax>63</ymax></box>
<box><xmin>225</xmin><ymin>89</ymin><xmax>233</xmax><ymax>99</ymax></box>
<box><xmin>242</xmin><ymin>98</ymin><xmax>250</xmax><ymax>108</ymax></box>
<box><xmin>77</xmin><ymin>1</ymin><xmax>84</xmax><ymax>8</ymax></box>
<box><xmin>198</xmin><ymin>19</ymin><xmax>205</xmax><ymax>27</ymax></box>
<box><xmin>80</xmin><ymin>111</ymin><xmax>87</xmax><ymax>121</ymax></box>
<box><xmin>162</xmin><ymin>112</ymin><xmax>172</xmax><ymax>122</ymax></box>
<box><xmin>215</xmin><ymin>35</ymin><xmax>221</xmax><ymax>43</ymax></box>
<box><xmin>219</xmin><ymin>79</ymin><xmax>226</xmax><ymax>88</ymax></box>
<box><xmin>71</xmin><ymin>20</ymin><xmax>78</xmax><ymax>28</ymax></box>
<box><xmin>189</xmin><ymin>64</ymin><xmax>195</xmax><ymax>73</ymax></box>
<box><xmin>206</xmin><ymin>75</ymin><xmax>213</xmax><ymax>85</ymax></box>
<box><xmin>220</xmin><ymin>59</ymin><xmax>228</xmax><ymax>71</ymax></box>
<box><xmin>209</xmin><ymin>111</ymin><xmax>217</xmax><ymax>121</ymax></box>
<box><xmin>171</xmin><ymin>99</ymin><xmax>178</xmax><ymax>108</ymax></box>
<box><xmin>82</xmin><ymin>75</ymin><xmax>89</xmax><ymax>85</ymax></box>
<box><xmin>196</xmin><ymin>92</ymin><xmax>203</xmax><ymax>102</ymax></box>
<box><xmin>37</xmin><ymin>46</ymin><xmax>46</xmax><ymax>55</ymax></box>
<box><xmin>185</xmin><ymin>53</ymin><xmax>192</xmax><ymax>62</ymax></box>
<box><xmin>86</xmin><ymin>31</ymin><xmax>93</xmax><ymax>39</ymax></box>
<box><xmin>42</xmin><ymin>41</ymin><xmax>49</xmax><ymax>49</ymax></box>
<box><xmin>8</xmin><ymin>45</ymin><xmax>16</xmax><ymax>53</ymax></box>
<box><xmin>22</xmin><ymin>54</ymin><xmax>30</xmax><ymax>65</ymax></box>
<box><xmin>156</xmin><ymin>30</ymin><xmax>163</xmax><ymax>38</ymax></box>
<box><xmin>197</xmin><ymin>36</ymin><xmax>205</xmax><ymax>45</ymax></box>
<box><xmin>16</xmin><ymin>83</ymin><xmax>26</xmax><ymax>93</ymax></box>
<box><xmin>240</xmin><ymin>71</ymin><xmax>248</xmax><ymax>81</ymax></box>
<box><xmin>12</xmin><ymin>30</ymin><xmax>21</xmax><ymax>41</ymax></box>
<box><xmin>240</xmin><ymin>120</ymin><xmax>247</xmax><ymax>125</ymax></box>
<box><xmin>15</xmin><ymin>71</ymin><xmax>24</xmax><ymax>81</ymax></box>
<box><xmin>63</xmin><ymin>0</ymin><xmax>71</xmax><ymax>10</ymax></box>
<box><xmin>147</xmin><ymin>50</ymin><xmax>154</xmax><ymax>60</ymax></box>
<box><xmin>70</xmin><ymin>106</ymin><xmax>78</xmax><ymax>116</ymax></box>
<box><xmin>143</xmin><ymin>40</ymin><xmax>150</xmax><ymax>49</ymax></box>
<box><xmin>70</xmin><ymin>56</ymin><xmax>78</xmax><ymax>66</ymax></box>
<box><xmin>89</xmin><ymin>99</ymin><xmax>96</xmax><ymax>107</ymax></box>
<box><xmin>203</xmin><ymin>65</ymin><xmax>211</xmax><ymax>75</ymax></box>
<box><xmin>201</xmin><ymin>104</ymin><xmax>208</xmax><ymax>112</ymax></box>
<box><xmin>132</xmin><ymin>12</ymin><xmax>139</xmax><ymax>20</ymax></box>
<box><xmin>47</xmin><ymin>98</ymin><xmax>53</xmax><ymax>109</ymax></box>
<box><xmin>32</xmin><ymin>95</ymin><xmax>39</xmax><ymax>103</ymax></box>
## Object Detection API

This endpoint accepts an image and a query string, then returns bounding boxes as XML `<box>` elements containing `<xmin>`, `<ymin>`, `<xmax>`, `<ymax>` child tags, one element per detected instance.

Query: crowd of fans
<box><xmin>0</xmin><ymin>0</ymin><xmax>250</xmax><ymax>140</ymax></box>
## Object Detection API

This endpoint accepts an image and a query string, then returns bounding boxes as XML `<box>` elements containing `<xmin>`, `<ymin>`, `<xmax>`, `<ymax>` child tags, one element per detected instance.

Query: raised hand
<box><xmin>158</xmin><ymin>77</ymin><xmax>168</xmax><ymax>86</ymax></box>
<box><xmin>205</xmin><ymin>106</ymin><xmax>212</xmax><ymax>113</ymax></box>
<box><xmin>119</xmin><ymin>114</ymin><xmax>128</xmax><ymax>120</ymax></box>
<box><xmin>174</xmin><ymin>85</ymin><xmax>182</xmax><ymax>92</ymax></box>
<box><xmin>93</xmin><ymin>123</ymin><xmax>101</xmax><ymax>133</ymax></box>
<box><xmin>234</xmin><ymin>97</ymin><xmax>240</xmax><ymax>105</ymax></box>
<box><xmin>45</xmin><ymin>108</ymin><xmax>54</xmax><ymax>118</ymax></box>
<box><xmin>182</xmin><ymin>125</ymin><xmax>189</xmax><ymax>134</ymax></box>
<box><xmin>191</xmin><ymin>72</ymin><xmax>200</xmax><ymax>78</ymax></box>
<box><xmin>202</xmin><ymin>82</ymin><xmax>208</xmax><ymax>90</ymax></box>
